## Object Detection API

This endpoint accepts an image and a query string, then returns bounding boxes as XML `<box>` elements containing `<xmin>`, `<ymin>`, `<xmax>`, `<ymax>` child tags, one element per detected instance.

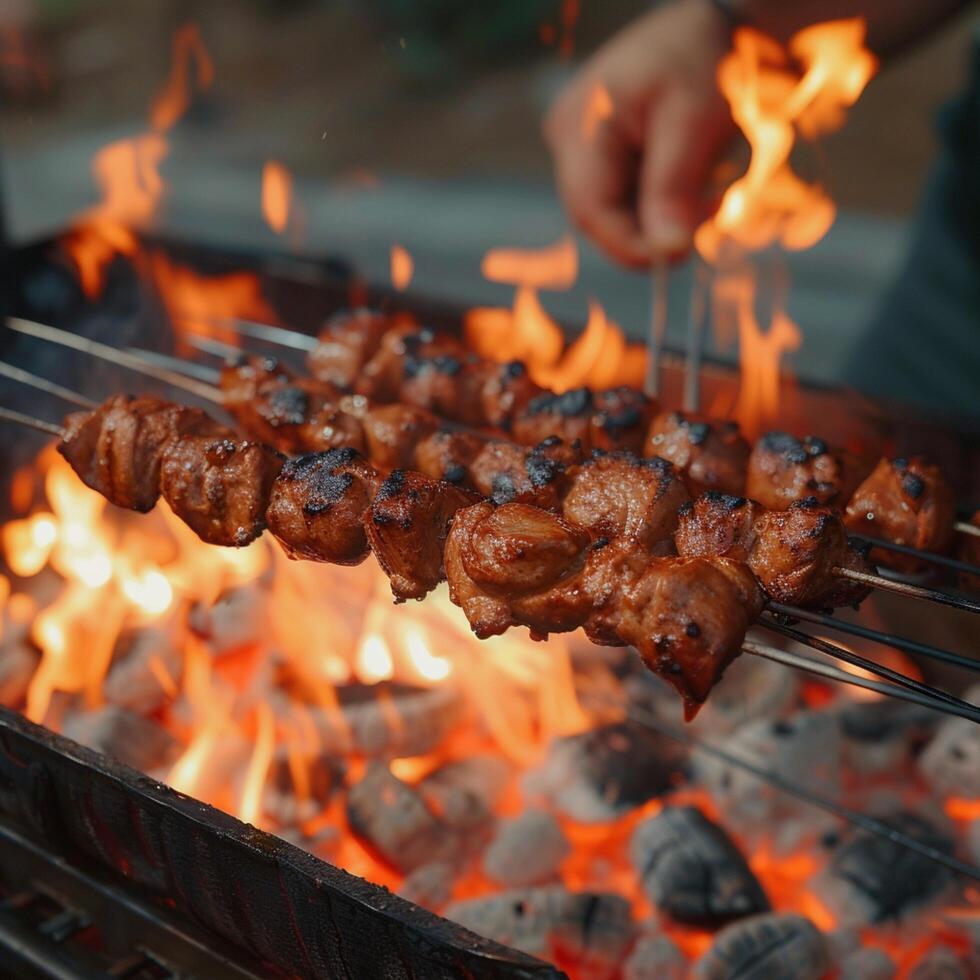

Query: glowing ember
<box><xmin>261</xmin><ymin>161</ymin><xmax>293</xmax><ymax>235</ymax></box>
<box><xmin>390</xmin><ymin>243</ymin><xmax>414</xmax><ymax>292</ymax></box>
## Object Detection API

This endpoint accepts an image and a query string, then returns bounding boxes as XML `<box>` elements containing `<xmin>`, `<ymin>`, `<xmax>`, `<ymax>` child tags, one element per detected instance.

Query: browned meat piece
<box><xmin>957</xmin><ymin>510</ymin><xmax>980</xmax><ymax>592</ymax></box>
<box><xmin>362</xmin><ymin>404</ymin><xmax>439</xmax><ymax>470</ymax></box>
<box><xmin>469</xmin><ymin>437</ymin><xmax>583</xmax><ymax>509</ymax></box>
<box><xmin>307</xmin><ymin>308</ymin><xmax>391</xmax><ymax>388</ymax></box>
<box><xmin>844</xmin><ymin>457</ymin><xmax>957</xmax><ymax>572</ymax></box>
<box><xmin>751</xmin><ymin>500</ymin><xmax>871</xmax><ymax>607</ymax></box>
<box><xmin>266</xmin><ymin>448</ymin><xmax>379</xmax><ymax>564</ymax></box>
<box><xmin>456</xmin><ymin>360</ymin><xmax>542</xmax><ymax>429</ymax></box>
<box><xmin>511</xmin><ymin>388</ymin><xmax>594</xmax><ymax>449</ymax></box>
<box><xmin>220</xmin><ymin>356</ymin><xmax>344</xmax><ymax>454</ymax></box>
<box><xmin>445</xmin><ymin>501</ymin><xmax>593</xmax><ymax>638</ymax></box>
<box><xmin>746</xmin><ymin>431</ymin><xmax>867</xmax><ymax>510</ymax></box>
<box><xmin>674</xmin><ymin>492</ymin><xmax>764</xmax><ymax>562</ymax></box>
<box><xmin>160</xmin><ymin>436</ymin><xmax>283</xmax><ymax>547</ymax></box>
<box><xmin>562</xmin><ymin>452</ymin><xmax>689</xmax><ymax>554</ymax></box>
<box><xmin>357</xmin><ymin>326</ymin><xmax>467</xmax><ymax>406</ymax></box>
<box><xmin>299</xmin><ymin>404</ymin><xmax>367</xmax><ymax>455</ymax></box>
<box><xmin>365</xmin><ymin>470</ymin><xmax>478</xmax><ymax>601</ymax></box>
<box><xmin>414</xmin><ymin>429</ymin><xmax>486</xmax><ymax>485</ymax></box>
<box><xmin>58</xmin><ymin>395</ymin><xmax>224</xmax><ymax>512</ymax></box>
<box><xmin>617</xmin><ymin>557</ymin><xmax>764</xmax><ymax>719</ymax></box>
<box><xmin>644</xmin><ymin>411</ymin><xmax>749</xmax><ymax>496</ymax></box>
<box><xmin>590</xmin><ymin>387</ymin><xmax>658</xmax><ymax>454</ymax></box>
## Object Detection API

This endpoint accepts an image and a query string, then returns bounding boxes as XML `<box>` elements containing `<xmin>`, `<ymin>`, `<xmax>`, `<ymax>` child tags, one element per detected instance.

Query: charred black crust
<box><xmin>791</xmin><ymin>496</ymin><xmax>822</xmax><ymax>511</ymax></box>
<box><xmin>525</xmin><ymin>449</ymin><xmax>563</xmax><ymax>487</ymax></box>
<box><xmin>702</xmin><ymin>491</ymin><xmax>748</xmax><ymax>510</ymax></box>
<box><xmin>677</xmin><ymin>500</ymin><xmax>694</xmax><ymax>517</ymax></box>
<box><xmin>502</xmin><ymin>360</ymin><xmax>526</xmax><ymax>379</ymax></box>
<box><xmin>490</xmin><ymin>474</ymin><xmax>517</xmax><ymax>505</ymax></box>
<box><xmin>759</xmin><ymin>430</ymin><xmax>828</xmax><ymax>463</ymax></box>
<box><xmin>261</xmin><ymin>385</ymin><xmax>309</xmax><ymax>426</ymax></box>
<box><xmin>901</xmin><ymin>473</ymin><xmax>925</xmax><ymax>500</ymax></box>
<box><xmin>303</xmin><ymin>473</ymin><xmax>353</xmax><ymax>515</ymax></box>
<box><xmin>537</xmin><ymin>435</ymin><xmax>563</xmax><ymax>449</ymax></box>
<box><xmin>375</xmin><ymin>469</ymin><xmax>407</xmax><ymax>501</ymax></box>
<box><xmin>847</xmin><ymin>536</ymin><xmax>873</xmax><ymax>559</ymax></box>
<box><xmin>404</xmin><ymin>353</ymin><xmax>463</xmax><ymax>378</ymax></box>
<box><xmin>443</xmin><ymin>463</ymin><xmax>467</xmax><ymax>485</ymax></box>
<box><xmin>593</xmin><ymin>406</ymin><xmax>642</xmax><ymax>432</ymax></box>
<box><xmin>525</xmin><ymin>387</ymin><xmax>593</xmax><ymax>418</ymax></box>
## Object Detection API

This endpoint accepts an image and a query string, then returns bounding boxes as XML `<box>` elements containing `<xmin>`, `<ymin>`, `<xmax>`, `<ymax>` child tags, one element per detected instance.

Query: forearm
<box><xmin>727</xmin><ymin>0</ymin><xmax>973</xmax><ymax>56</ymax></box>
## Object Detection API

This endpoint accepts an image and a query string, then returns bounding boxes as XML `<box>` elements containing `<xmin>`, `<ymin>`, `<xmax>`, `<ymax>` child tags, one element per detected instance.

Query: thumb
<box><xmin>640</xmin><ymin>87</ymin><xmax>731</xmax><ymax>260</ymax></box>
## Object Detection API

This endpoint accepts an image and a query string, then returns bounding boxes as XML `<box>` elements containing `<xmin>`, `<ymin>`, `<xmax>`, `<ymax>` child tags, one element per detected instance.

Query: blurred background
<box><xmin>0</xmin><ymin>0</ymin><xmax>976</xmax><ymax>391</ymax></box>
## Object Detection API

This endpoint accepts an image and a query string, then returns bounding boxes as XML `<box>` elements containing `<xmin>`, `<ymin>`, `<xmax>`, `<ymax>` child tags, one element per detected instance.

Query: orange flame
<box><xmin>239</xmin><ymin>703</ymin><xmax>276</xmax><ymax>827</ymax></box>
<box><xmin>481</xmin><ymin>235</ymin><xmax>578</xmax><ymax>290</ymax></box>
<box><xmin>262</xmin><ymin>161</ymin><xmax>293</xmax><ymax>235</ymax></box>
<box><xmin>150</xmin><ymin>23</ymin><xmax>215</xmax><ymax>131</ymax></box>
<box><xmin>390</xmin><ymin>244</ymin><xmax>414</xmax><ymax>292</ymax></box>
<box><xmin>581</xmin><ymin>81</ymin><xmax>614</xmax><ymax>141</ymax></box>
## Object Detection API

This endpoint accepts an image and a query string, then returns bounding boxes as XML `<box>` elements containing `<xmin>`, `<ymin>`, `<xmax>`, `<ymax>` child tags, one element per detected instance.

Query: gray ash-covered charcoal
<box><xmin>813</xmin><ymin>811</ymin><xmax>955</xmax><ymax>925</ymax></box>
<box><xmin>483</xmin><ymin>810</ymin><xmax>570</xmax><ymax>887</ymax></box>
<box><xmin>397</xmin><ymin>860</ymin><xmax>457</xmax><ymax>911</ymax></box>
<box><xmin>523</xmin><ymin>720</ymin><xmax>687</xmax><ymax>823</ymax></box>
<box><xmin>694</xmin><ymin>912</ymin><xmax>829</xmax><ymax>980</ymax></box>
<box><xmin>103</xmin><ymin>627</ymin><xmax>181</xmax><ymax>714</ymax></box>
<box><xmin>629</xmin><ymin>806</ymin><xmax>769</xmax><ymax>925</ymax></box>
<box><xmin>918</xmin><ymin>717</ymin><xmax>980</xmax><ymax>798</ymax></box>
<box><xmin>838</xmin><ymin>700</ymin><xmax>933</xmax><ymax>776</ymax></box>
<box><xmin>315</xmin><ymin>681</ymin><xmax>462</xmax><ymax>758</ymax></box>
<box><xmin>908</xmin><ymin>945</ymin><xmax>977</xmax><ymax>980</ymax></box>
<box><xmin>263</xmin><ymin>747</ymin><xmax>345</xmax><ymax>826</ymax></box>
<box><xmin>62</xmin><ymin>705</ymin><xmax>180</xmax><ymax>773</ymax></box>
<box><xmin>838</xmin><ymin>947</ymin><xmax>896</xmax><ymax>980</ymax></box>
<box><xmin>445</xmin><ymin>886</ymin><xmax>634</xmax><ymax>980</ymax></box>
<box><xmin>418</xmin><ymin>754</ymin><xmax>512</xmax><ymax>811</ymax></box>
<box><xmin>188</xmin><ymin>584</ymin><xmax>269</xmax><ymax>655</ymax></box>
<box><xmin>417</xmin><ymin>761</ymin><xmax>496</xmax><ymax>848</ymax></box>
<box><xmin>346</xmin><ymin>762</ymin><xmax>458</xmax><ymax>874</ymax></box>
<box><xmin>623</xmin><ymin>934</ymin><xmax>687</xmax><ymax>980</ymax></box>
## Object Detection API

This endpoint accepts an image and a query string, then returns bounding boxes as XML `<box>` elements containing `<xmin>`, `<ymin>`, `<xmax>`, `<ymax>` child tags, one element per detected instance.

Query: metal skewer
<box><xmin>855</xmin><ymin>534</ymin><xmax>980</xmax><ymax>578</ymax></box>
<box><xmin>171</xmin><ymin>313</ymin><xmax>317</xmax><ymax>352</ymax></box>
<box><xmin>743</xmin><ymin>639</ymin><xmax>978</xmax><ymax>719</ymax></box>
<box><xmin>834</xmin><ymin>564</ymin><xmax>980</xmax><ymax>615</ymax></box>
<box><xmin>644</xmin><ymin>260</ymin><xmax>669</xmax><ymax>398</ymax></box>
<box><xmin>4</xmin><ymin>319</ymin><xmax>223</xmax><ymax>405</ymax></box>
<box><xmin>126</xmin><ymin>348</ymin><xmax>222</xmax><ymax>385</ymax></box>
<box><xmin>683</xmin><ymin>261</ymin><xmax>709</xmax><ymax>412</ymax></box>
<box><xmin>769</xmin><ymin>603</ymin><xmax>980</xmax><ymax>673</ymax></box>
<box><xmin>0</xmin><ymin>406</ymin><xmax>64</xmax><ymax>438</ymax></box>
<box><xmin>179</xmin><ymin>335</ymin><xmax>244</xmax><ymax>362</ymax></box>
<box><xmin>0</xmin><ymin>361</ymin><xmax>97</xmax><ymax>409</ymax></box>
<box><xmin>955</xmin><ymin>520</ymin><xmax>980</xmax><ymax>539</ymax></box>
<box><xmin>762</xmin><ymin>620</ymin><xmax>980</xmax><ymax>723</ymax></box>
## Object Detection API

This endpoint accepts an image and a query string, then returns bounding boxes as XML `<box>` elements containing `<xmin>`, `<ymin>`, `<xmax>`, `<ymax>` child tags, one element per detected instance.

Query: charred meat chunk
<box><xmin>644</xmin><ymin>411</ymin><xmax>749</xmax><ymax>497</ymax></box>
<box><xmin>511</xmin><ymin>387</ymin><xmax>594</xmax><ymax>449</ymax></box>
<box><xmin>160</xmin><ymin>436</ymin><xmax>283</xmax><ymax>547</ymax></box>
<box><xmin>307</xmin><ymin>308</ymin><xmax>391</xmax><ymax>388</ymax></box>
<box><xmin>445</xmin><ymin>501</ymin><xmax>593</xmax><ymax>638</ymax></box>
<box><xmin>362</xmin><ymin>404</ymin><xmax>439</xmax><ymax>470</ymax></box>
<box><xmin>590</xmin><ymin>386</ymin><xmax>658</xmax><ymax>454</ymax></box>
<box><xmin>563</xmin><ymin>452</ymin><xmax>689</xmax><ymax>554</ymax></box>
<box><xmin>844</xmin><ymin>457</ymin><xmax>957</xmax><ymax>573</ymax></box>
<box><xmin>456</xmin><ymin>359</ymin><xmax>542</xmax><ymax>429</ymax></box>
<box><xmin>675</xmin><ymin>492</ymin><xmax>764</xmax><ymax>562</ymax></box>
<box><xmin>59</xmin><ymin>395</ymin><xmax>224</xmax><ymax>512</ymax></box>
<box><xmin>357</xmin><ymin>325</ymin><xmax>467</xmax><ymax>405</ymax></box>
<box><xmin>746</xmin><ymin>431</ymin><xmax>867</xmax><ymax>510</ymax></box>
<box><xmin>751</xmin><ymin>499</ymin><xmax>872</xmax><ymax>607</ymax></box>
<box><xmin>266</xmin><ymin>448</ymin><xmax>378</xmax><ymax>565</ymax></box>
<box><xmin>469</xmin><ymin>437</ymin><xmax>583</xmax><ymax>510</ymax></box>
<box><xmin>617</xmin><ymin>557</ymin><xmax>764</xmax><ymax>719</ymax></box>
<box><xmin>366</xmin><ymin>470</ymin><xmax>477</xmax><ymax>601</ymax></box>
<box><xmin>414</xmin><ymin>429</ymin><xmax>486</xmax><ymax>486</ymax></box>
<box><xmin>298</xmin><ymin>404</ymin><xmax>367</xmax><ymax>456</ymax></box>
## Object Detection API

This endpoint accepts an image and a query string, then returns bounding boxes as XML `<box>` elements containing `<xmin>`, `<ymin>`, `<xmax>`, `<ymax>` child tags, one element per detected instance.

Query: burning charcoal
<box><xmin>629</xmin><ymin>806</ymin><xmax>769</xmax><ymax>925</ymax></box>
<box><xmin>417</xmin><ymin>764</ymin><xmax>495</xmax><ymax>849</ymax></box>
<box><xmin>838</xmin><ymin>700</ymin><xmax>932</xmax><ymax>776</ymax></box>
<box><xmin>483</xmin><ymin>810</ymin><xmax>570</xmax><ymax>887</ymax></box>
<box><xmin>445</xmin><ymin>887</ymin><xmax>635</xmax><ymax>980</ymax></box>
<box><xmin>813</xmin><ymin>811</ymin><xmax>955</xmax><ymax>925</ymax></box>
<box><xmin>838</xmin><ymin>947</ymin><xmax>895</xmax><ymax>980</ymax></box>
<box><xmin>523</xmin><ymin>720</ymin><xmax>687</xmax><ymax>823</ymax></box>
<box><xmin>314</xmin><ymin>682</ymin><xmax>462</xmax><ymax>759</ymax></box>
<box><xmin>418</xmin><ymin>755</ymin><xmax>512</xmax><ymax>811</ymax></box>
<box><xmin>397</xmin><ymin>860</ymin><xmax>457</xmax><ymax>911</ymax></box>
<box><xmin>103</xmin><ymin>627</ymin><xmax>181</xmax><ymax>714</ymax></box>
<box><xmin>908</xmin><ymin>946</ymin><xmax>978</xmax><ymax>980</ymax></box>
<box><xmin>693</xmin><ymin>711</ymin><xmax>839</xmax><ymax>832</ymax></box>
<box><xmin>188</xmin><ymin>585</ymin><xmax>269</xmax><ymax>655</ymax></box>
<box><xmin>693</xmin><ymin>912</ymin><xmax>830</xmax><ymax>980</ymax></box>
<box><xmin>0</xmin><ymin>640</ymin><xmax>37</xmax><ymax>708</ymax></box>
<box><xmin>918</xmin><ymin>717</ymin><xmax>980</xmax><ymax>798</ymax></box>
<box><xmin>346</xmin><ymin>762</ymin><xmax>458</xmax><ymax>874</ymax></box>
<box><xmin>62</xmin><ymin>706</ymin><xmax>180</xmax><ymax>773</ymax></box>
<box><xmin>623</xmin><ymin>934</ymin><xmax>687</xmax><ymax>980</ymax></box>
<box><xmin>263</xmin><ymin>748</ymin><xmax>345</xmax><ymax>827</ymax></box>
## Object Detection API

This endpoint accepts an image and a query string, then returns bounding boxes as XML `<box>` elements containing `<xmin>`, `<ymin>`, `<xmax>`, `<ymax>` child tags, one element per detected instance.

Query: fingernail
<box><xmin>644</xmin><ymin>201</ymin><xmax>694</xmax><ymax>258</ymax></box>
